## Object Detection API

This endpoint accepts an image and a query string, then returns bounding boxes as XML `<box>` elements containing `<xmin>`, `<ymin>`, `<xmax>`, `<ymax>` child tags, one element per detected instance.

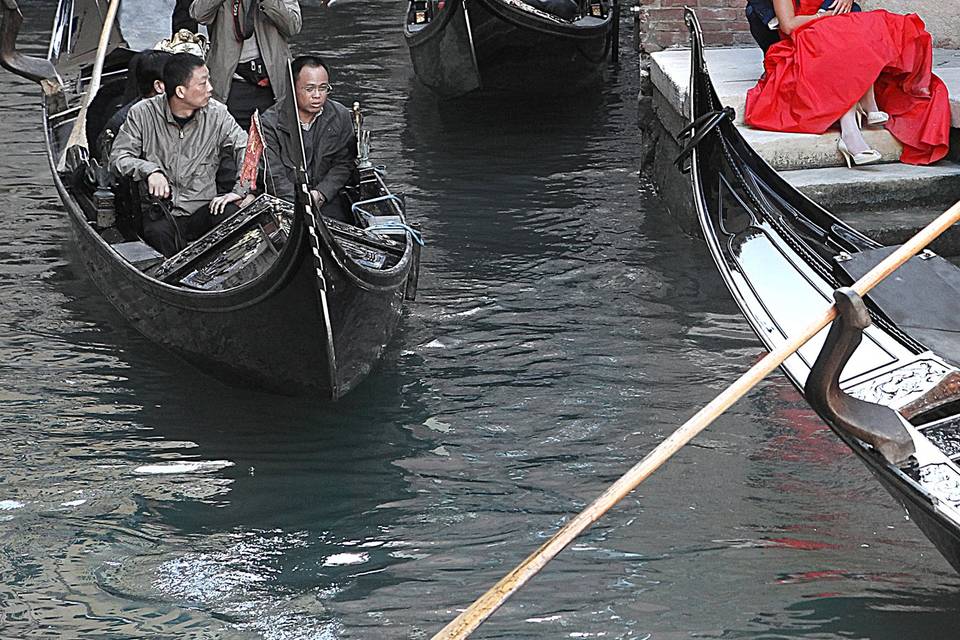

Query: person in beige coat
<box><xmin>189</xmin><ymin>0</ymin><xmax>302</xmax><ymax>130</ymax></box>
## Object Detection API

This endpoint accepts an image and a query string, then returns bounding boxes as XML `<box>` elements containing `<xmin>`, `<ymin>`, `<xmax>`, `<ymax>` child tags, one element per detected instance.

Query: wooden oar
<box><xmin>57</xmin><ymin>0</ymin><xmax>120</xmax><ymax>170</ymax></box>
<box><xmin>432</xmin><ymin>198</ymin><xmax>960</xmax><ymax>640</ymax></box>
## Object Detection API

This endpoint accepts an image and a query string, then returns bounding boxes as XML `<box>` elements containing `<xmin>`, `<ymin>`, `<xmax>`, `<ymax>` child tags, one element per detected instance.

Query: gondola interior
<box><xmin>45</xmin><ymin>0</ymin><xmax>415</xmax><ymax>295</ymax></box>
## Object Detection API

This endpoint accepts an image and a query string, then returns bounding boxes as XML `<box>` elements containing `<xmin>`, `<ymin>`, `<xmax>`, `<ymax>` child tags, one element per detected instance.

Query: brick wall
<box><xmin>637</xmin><ymin>0</ymin><xmax>755</xmax><ymax>52</ymax></box>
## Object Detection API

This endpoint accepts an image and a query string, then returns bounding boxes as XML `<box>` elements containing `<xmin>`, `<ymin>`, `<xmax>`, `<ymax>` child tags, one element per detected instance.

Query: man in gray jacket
<box><xmin>259</xmin><ymin>55</ymin><xmax>357</xmax><ymax>222</ymax></box>
<box><xmin>110</xmin><ymin>53</ymin><xmax>250</xmax><ymax>257</ymax></box>
<box><xmin>189</xmin><ymin>0</ymin><xmax>302</xmax><ymax>130</ymax></box>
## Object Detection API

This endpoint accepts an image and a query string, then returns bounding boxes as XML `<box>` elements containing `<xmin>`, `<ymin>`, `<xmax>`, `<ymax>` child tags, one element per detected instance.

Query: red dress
<box><xmin>744</xmin><ymin>2</ymin><xmax>951</xmax><ymax>165</ymax></box>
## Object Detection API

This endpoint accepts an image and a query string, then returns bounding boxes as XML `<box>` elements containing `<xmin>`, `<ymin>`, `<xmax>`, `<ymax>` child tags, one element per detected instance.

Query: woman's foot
<box><xmin>857</xmin><ymin>89</ymin><xmax>889</xmax><ymax>126</ymax></box>
<box><xmin>856</xmin><ymin>105</ymin><xmax>890</xmax><ymax>126</ymax></box>
<box><xmin>837</xmin><ymin>137</ymin><xmax>882</xmax><ymax>167</ymax></box>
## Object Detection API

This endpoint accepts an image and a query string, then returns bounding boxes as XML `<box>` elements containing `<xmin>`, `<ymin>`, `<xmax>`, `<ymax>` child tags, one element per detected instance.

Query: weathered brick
<box><xmin>645</xmin><ymin>6</ymin><xmax>684</xmax><ymax>21</ymax></box>
<box><xmin>705</xmin><ymin>30</ymin><xmax>737</xmax><ymax>45</ymax></box>
<box><xmin>637</xmin><ymin>0</ymin><xmax>753</xmax><ymax>52</ymax></box>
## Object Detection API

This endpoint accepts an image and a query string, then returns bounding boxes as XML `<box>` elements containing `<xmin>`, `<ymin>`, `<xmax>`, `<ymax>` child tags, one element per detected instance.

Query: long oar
<box><xmin>57</xmin><ymin>0</ymin><xmax>120</xmax><ymax>170</ymax></box>
<box><xmin>432</xmin><ymin>199</ymin><xmax>960</xmax><ymax>640</ymax></box>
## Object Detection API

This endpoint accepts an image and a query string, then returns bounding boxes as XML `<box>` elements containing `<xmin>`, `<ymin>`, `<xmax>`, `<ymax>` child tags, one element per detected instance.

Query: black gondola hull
<box><xmin>683</xmin><ymin>8</ymin><xmax>960</xmax><ymax>572</ymax></box>
<box><xmin>404</xmin><ymin>0</ymin><xmax>612</xmax><ymax>98</ymax></box>
<box><xmin>59</xmin><ymin>169</ymin><xmax>408</xmax><ymax>397</ymax></box>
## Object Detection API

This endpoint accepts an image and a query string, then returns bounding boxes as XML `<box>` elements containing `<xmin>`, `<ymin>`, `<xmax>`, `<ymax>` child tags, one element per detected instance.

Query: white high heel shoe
<box><xmin>837</xmin><ymin>138</ymin><xmax>882</xmax><ymax>167</ymax></box>
<box><xmin>856</xmin><ymin>105</ymin><xmax>890</xmax><ymax>127</ymax></box>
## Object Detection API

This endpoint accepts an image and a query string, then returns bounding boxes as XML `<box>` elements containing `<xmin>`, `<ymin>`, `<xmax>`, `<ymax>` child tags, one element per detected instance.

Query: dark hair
<box><xmin>162</xmin><ymin>52</ymin><xmax>205</xmax><ymax>100</ymax></box>
<box><xmin>123</xmin><ymin>50</ymin><xmax>173</xmax><ymax>102</ymax></box>
<box><xmin>291</xmin><ymin>55</ymin><xmax>330</xmax><ymax>83</ymax></box>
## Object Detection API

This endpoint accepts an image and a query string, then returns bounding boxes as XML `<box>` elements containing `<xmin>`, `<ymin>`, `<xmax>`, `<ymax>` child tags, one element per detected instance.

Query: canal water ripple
<box><xmin>1</xmin><ymin>1</ymin><xmax>959</xmax><ymax>638</ymax></box>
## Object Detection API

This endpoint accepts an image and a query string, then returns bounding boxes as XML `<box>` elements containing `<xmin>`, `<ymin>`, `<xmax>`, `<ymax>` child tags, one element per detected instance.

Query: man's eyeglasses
<box><xmin>302</xmin><ymin>83</ymin><xmax>333</xmax><ymax>95</ymax></box>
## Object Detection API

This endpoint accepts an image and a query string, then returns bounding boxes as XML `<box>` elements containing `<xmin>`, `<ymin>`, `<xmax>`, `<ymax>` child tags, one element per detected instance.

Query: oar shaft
<box><xmin>83</xmin><ymin>0</ymin><xmax>119</xmax><ymax>109</ymax></box>
<box><xmin>60</xmin><ymin>0</ymin><xmax>119</xmax><ymax>163</ymax></box>
<box><xmin>432</xmin><ymin>199</ymin><xmax>960</xmax><ymax>640</ymax></box>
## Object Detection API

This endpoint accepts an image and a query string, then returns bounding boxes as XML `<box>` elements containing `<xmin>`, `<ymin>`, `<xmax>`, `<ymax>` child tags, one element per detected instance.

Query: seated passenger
<box><xmin>110</xmin><ymin>52</ymin><xmax>250</xmax><ymax>257</ymax></box>
<box><xmin>259</xmin><ymin>55</ymin><xmax>357</xmax><ymax>222</ymax></box>
<box><xmin>745</xmin><ymin>0</ymin><xmax>860</xmax><ymax>53</ymax></box>
<box><xmin>97</xmin><ymin>50</ymin><xmax>173</xmax><ymax>163</ymax></box>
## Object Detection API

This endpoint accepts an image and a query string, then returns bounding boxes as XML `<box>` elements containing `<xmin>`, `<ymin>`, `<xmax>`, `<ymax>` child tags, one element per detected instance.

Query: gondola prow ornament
<box><xmin>352</xmin><ymin>101</ymin><xmax>372</xmax><ymax>170</ymax></box>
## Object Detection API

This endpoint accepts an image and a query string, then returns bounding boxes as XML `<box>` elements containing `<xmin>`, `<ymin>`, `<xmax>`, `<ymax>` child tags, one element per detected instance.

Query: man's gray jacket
<box><xmin>109</xmin><ymin>94</ymin><xmax>249</xmax><ymax>215</ymax></box>
<box><xmin>189</xmin><ymin>0</ymin><xmax>302</xmax><ymax>104</ymax></box>
<box><xmin>259</xmin><ymin>99</ymin><xmax>357</xmax><ymax>204</ymax></box>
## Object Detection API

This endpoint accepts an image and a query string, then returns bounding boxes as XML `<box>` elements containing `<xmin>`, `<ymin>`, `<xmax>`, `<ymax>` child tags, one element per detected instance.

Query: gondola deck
<box><xmin>682</xmin><ymin>8</ymin><xmax>960</xmax><ymax>572</ymax></box>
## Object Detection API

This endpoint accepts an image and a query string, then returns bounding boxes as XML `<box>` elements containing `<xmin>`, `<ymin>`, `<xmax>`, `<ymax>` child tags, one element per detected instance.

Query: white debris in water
<box><xmin>526</xmin><ymin>615</ymin><xmax>562</xmax><ymax>623</ymax></box>
<box><xmin>0</xmin><ymin>500</ymin><xmax>25</xmax><ymax>510</ymax></box>
<box><xmin>323</xmin><ymin>552</ymin><xmax>369</xmax><ymax>567</ymax></box>
<box><xmin>134</xmin><ymin>460</ymin><xmax>234</xmax><ymax>475</ymax></box>
<box><xmin>422</xmin><ymin>339</ymin><xmax>446</xmax><ymax>349</ymax></box>
<box><xmin>430</xmin><ymin>446</ymin><xmax>450</xmax><ymax>457</ymax></box>
<box><xmin>423</xmin><ymin>417</ymin><xmax>452</xmax><ymax>433</ymax></box>
<box><xmin>60</xmin><ymin>499</ymin><xmax>87</xmax><ymax>507</ymax></box>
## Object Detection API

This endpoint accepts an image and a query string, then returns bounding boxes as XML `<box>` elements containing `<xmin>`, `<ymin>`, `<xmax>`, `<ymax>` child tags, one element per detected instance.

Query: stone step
<box><xmin>741</xmin><ymin>125</ymin><xmax>902</xmax><ymax>170</ymax></box>
<box><xmin>782</xmin><ymin>161</ymin><xmax>960</xmax><ymax>211</ymax></box>
<box><xmin>834</xmin><ymin>203</ymin><xmax>960</xmax><ymax>256</ymax></box>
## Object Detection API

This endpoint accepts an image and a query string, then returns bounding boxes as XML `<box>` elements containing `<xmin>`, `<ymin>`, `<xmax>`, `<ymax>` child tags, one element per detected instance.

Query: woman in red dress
<box><xmin>745</xmin><ymin>0</ymin><xmax>951</xmax><ymax>167</ymax></box>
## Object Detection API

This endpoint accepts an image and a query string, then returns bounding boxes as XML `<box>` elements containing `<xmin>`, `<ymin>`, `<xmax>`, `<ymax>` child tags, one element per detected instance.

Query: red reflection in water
<box><xmin>766</xmin><ymin>537</ymin><xmax>840</xmax><ymax>551</ymax></box>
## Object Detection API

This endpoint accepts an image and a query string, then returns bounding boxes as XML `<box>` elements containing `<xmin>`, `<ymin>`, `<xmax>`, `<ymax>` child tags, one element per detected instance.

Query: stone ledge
<box><xmin>650</xmin><ymin>46</ymin><xmax>960</xmax><ymax>170</ymax></box>
<box><xmin>782</xmin><ymin>162</ymin><xmax>960</xmax><ymax>210</ymax></box>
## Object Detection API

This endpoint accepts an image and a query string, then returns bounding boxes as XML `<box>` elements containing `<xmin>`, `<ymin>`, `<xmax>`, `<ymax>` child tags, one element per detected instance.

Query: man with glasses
<box><xmin>259</xmin><ymin>55</ymin><xmax>357</xmax><ymax>222</ymax></box>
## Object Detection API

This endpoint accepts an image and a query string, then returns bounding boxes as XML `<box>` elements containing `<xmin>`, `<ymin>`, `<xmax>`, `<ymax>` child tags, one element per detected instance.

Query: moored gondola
<box><xmin>0</xmin><ymin>0</ymin><xmax>422</xmax><ymax>398</ymax></box>
<box><xmin>403</xmin><ymin>0</ymin><xmax>617</xmax><ymax>98</ymax></box>
<box><xmin>681</xmin><ymin>8</ymin><xmax>960</xmax><ymax>572</ymax></box>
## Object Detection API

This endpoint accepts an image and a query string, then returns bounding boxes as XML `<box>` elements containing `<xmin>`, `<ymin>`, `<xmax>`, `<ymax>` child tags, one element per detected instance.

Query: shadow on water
<box><xmin>24</xmin><ymin>272</ymin><xmax>441</xmax><ymax>635</ymax></box>
<box><xmin>748</xmin><ymin>586</ymin><xmax>960</xmax><ymax>638</ymax></box>
<box><xmin>399</xmin><ymin>83</ymin><xmax>625</xmax><ymax>275</ymax></box>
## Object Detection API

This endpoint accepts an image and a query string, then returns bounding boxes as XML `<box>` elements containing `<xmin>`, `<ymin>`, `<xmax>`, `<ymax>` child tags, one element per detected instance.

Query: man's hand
<box><xmin>210</xmin><ymin>192</ymin><xmax>242</xmax><ymax>216</ymax></box>
<box><xmin>310</xmin><ymin>189</ymin><xmax>326</xmax><ymax>208</ymax></box>
<box><xmin>828</xmin><ymin>0</ymin><xmax>854</xmax><ymax>15</ymax></box>
<box><xmin>147</xmin><ymin>171</ymin><xmax>171</xmax><ymax>199</ymax></box>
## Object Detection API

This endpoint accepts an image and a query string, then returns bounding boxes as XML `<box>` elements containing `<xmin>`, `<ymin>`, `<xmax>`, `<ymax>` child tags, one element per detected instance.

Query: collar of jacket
<box><xmin>276</xmin><ymin>100</ymin><xmax>339</xmax><ymax>136</ymax></box>
<box><xmin>154</xmin><ymin>94</ymin><xmax>208</xmax><ymax>127</ymax></box>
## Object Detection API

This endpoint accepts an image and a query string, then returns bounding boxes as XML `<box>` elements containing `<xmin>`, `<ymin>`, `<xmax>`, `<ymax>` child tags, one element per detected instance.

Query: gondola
<box><xmin>0</xmin><ymin>0</ymin><xmax>422</xmax><ymax>398</ymax></box>
<box><xmin>403</xmin><ymin>0</ymin><xmax>618</xmax><ymax>98</ymax></box>
<box><xmin>680</xmin><ymin>8</ymin><xmax>960</xmax><ymax>572</ymax></box>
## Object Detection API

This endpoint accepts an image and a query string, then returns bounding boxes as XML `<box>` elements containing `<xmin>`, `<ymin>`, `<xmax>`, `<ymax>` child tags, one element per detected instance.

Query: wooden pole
<box><xmin>58</xmin><ymin>0</ymin><xmax>119</xmax><ymax>169</ymax></box>
<box><xmin>432</xmin><ymin>199</ymin><xmax>960</xmax><ymax>640</ymax></box>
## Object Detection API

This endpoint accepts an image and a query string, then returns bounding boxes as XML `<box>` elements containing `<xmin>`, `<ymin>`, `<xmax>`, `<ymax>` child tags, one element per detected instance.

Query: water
<box><xmin>2</xmin><ymin>1</ymin><xmax>960</xmax><ymax>638</ymax></box>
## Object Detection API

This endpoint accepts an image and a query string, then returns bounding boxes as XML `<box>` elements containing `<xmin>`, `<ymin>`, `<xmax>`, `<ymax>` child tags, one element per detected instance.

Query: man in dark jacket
<box><xmin>259</xmin><ymin>55</ymin><xmax>357</xmax><ymax>222</ymax></box>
